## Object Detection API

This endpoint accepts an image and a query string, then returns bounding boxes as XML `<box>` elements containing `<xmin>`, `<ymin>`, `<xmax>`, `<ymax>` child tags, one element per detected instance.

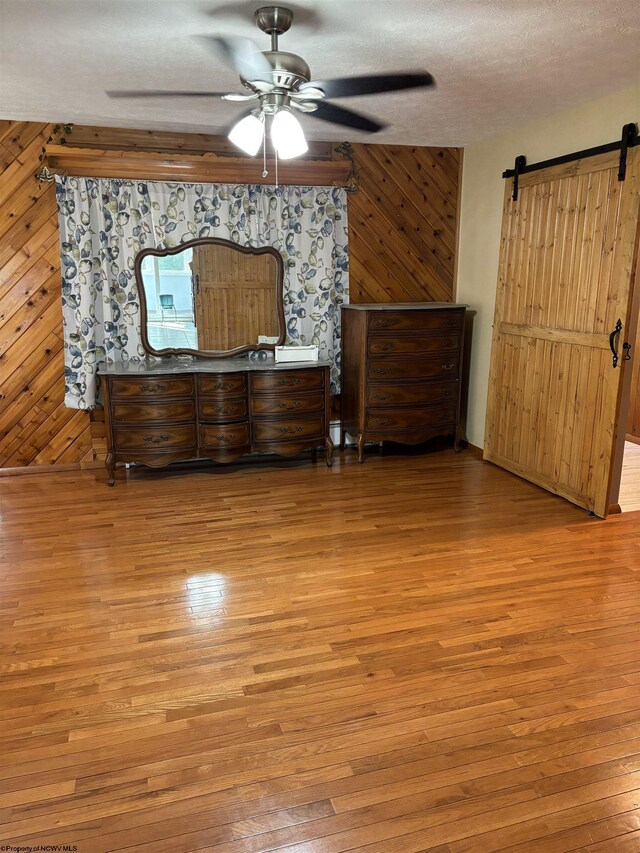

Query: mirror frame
<box><xmin>136</xmin><ymin>238</ymin><xmax>286</xmax><ymax>359</ymax></box>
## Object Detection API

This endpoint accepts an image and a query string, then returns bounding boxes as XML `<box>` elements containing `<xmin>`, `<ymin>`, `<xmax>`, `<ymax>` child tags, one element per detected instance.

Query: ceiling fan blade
<box><xmin>107</xmin><ymin>90</ymin><xmax>230</xmax><ymax>98</ymax></box>
<box><xmin>223</xmin><ymin>92</ymin><xmax>260</xmax><ymax>102</ymax></box>
<box><xmin>199</xmin><ymin>35</ymin><xmax>273</xmax><ymax>83</ymax></box>
<box><xmin>310</xmin><ymin>101</ymin><xmax>386</xmax><ymax>133</ymax></box>
<box><xmin>300</xmin><ymin>71</ymin><xmax>434</xmax><ymax>99</ymax></box>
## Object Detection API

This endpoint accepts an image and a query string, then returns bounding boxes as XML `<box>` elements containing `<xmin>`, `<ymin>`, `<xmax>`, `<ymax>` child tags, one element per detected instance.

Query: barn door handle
<box><xmin>609</xmin><ymin>319</ymin><xmax>622</xmax><ymax>368</ymax></box>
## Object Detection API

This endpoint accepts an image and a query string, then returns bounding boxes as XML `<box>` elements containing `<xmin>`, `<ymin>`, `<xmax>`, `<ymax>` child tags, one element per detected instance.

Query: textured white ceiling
<box><xmin>1</xmin><ymin>0</ymin><xmax>638</xmax><ymax>147</ymax></box>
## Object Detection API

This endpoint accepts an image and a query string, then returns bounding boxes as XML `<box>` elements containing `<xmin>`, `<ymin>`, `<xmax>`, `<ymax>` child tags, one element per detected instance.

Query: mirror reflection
<box><xmin>139</xmin><ymin>241</ymin><xmax>281</xmax><ymax>354</ymax></box>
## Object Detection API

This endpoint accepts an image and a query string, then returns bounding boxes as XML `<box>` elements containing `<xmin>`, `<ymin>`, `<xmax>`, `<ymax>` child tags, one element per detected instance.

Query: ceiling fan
<box><xmin>108</xmin><ymin>5</ymin><xmax>436</xmax><ymax>159</ymax></box>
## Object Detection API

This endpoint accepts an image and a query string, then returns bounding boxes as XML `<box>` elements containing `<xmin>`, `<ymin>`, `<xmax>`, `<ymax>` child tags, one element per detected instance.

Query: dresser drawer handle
<box><xmin>214</xmin><ymin>405</ymin><xmax>236</xmax><ymax>415</ymax></box>
<box><xmin>277</xmin><ymin>377</ymin><xmax>302</xmax><ymax>387</ymax></box>
<box><xmin>372</xmin><ymin>368</ymin><xmax>390</xmax><ymax>376</ymax></box>
<box><xmin>373</xmin><ymin>342</ymin><xmax>393</xmax><ymax>351</ymax></box>
<box><xmin>372</xmin><ymin>417</ymin><xmax>392</xmax><ymax>426</ymax></box>
<box><xmin>372</xmin><ymin>392</ymin><xmax>392</xmax><ymax>401</ymax></box>
<box><xmin>216</xmin><ymin>433</ymin><xmax>238</xmax><ymax>443</ymax></box>
<box><xmin>442</xmin><ymin>363</ymin><xmax>455</xmax><ymax>370</ymax></box>
<box><xmin>143</xmin><ymin>434</ymin><xmax>171</xmax><ymax>444</ymax></box>
<box><xmin>214</xmin><ymin>382</ymin><xmax>236</xmax><ymax>391</ymax></box>
<box><xmin>438</xmin><ymin>413</ymin><xmax>450</xmax><ymax>421</ymax></box>
<box><xmin>279</xmin><ymin>401</ymin><xmax>303</xmax><ymax>410</ymax></box>
<box><xmin>373</xmin><ymin>319</ymin><xmax>395</xmax><ymax>329</ymax></box>
<box><xmin>279</xmin><ymin>425</ymin><xmax>304</xmax><ymax>434</ymax></box>
<box><xmin>140</xmin><ymin>383</ymin><xmax>169</xmax><ymax>393</ymax></box>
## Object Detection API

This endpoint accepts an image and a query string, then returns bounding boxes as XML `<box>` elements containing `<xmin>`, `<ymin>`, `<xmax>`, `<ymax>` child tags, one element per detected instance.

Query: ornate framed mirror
<box><xmin>136</xmin><ymin>238</ymin><xmax>286</xmax><ymax>358</ymax></box>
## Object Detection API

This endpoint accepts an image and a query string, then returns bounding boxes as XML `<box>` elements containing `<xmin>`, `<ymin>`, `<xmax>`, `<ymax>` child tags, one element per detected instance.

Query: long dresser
<box><xmin>100</xmin><ymin>358</ymin><xmax>333</xmax><ymax>484</ymax></box>
<box><xmin>340</xmin><ymin>303</ymin><xmax>466</xmax><ymax>462</ymax></box>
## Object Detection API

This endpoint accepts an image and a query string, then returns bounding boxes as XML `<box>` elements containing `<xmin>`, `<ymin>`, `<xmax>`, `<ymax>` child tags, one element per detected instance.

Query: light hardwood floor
<box><xmin>620</xmin><ymin>441</ymin><xmax>640</xmax><ymax>513</ymax></box>
<box><xmin>1</xmin><ymin>449</ymin><xmax>639</xmax><ymax>852</ymax></box>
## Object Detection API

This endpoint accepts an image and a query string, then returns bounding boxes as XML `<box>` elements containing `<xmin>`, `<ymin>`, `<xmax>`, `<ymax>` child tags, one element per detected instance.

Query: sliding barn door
<box><xmin>485</xmin><ymin>149</ymin><xmax>640</xmax><ymax>517</ymax></box>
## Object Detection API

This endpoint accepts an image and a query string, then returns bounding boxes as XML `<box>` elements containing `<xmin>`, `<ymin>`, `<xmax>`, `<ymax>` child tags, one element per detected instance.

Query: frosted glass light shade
<box><xmin>228</xmin><ymin>114</ymin><xmax>264</xmax><ymax>156</ymax></box>
<box><xmin>271</xmin><ymin>109</ymin><xmax>308</xmax><ymax>159</ymax></box>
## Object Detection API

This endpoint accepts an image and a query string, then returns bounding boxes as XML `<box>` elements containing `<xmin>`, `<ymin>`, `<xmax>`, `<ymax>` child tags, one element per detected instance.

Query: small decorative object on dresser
<box><xmin>340</xmin><ymin>303</ymin><xmax>467</xmax><ymax>462</ymax></box>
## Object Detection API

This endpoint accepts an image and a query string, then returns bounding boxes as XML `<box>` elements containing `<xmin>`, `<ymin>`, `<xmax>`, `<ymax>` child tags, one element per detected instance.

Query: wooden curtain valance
<box><xmin>42</xmin><ymin>144</ymin><xmax>354</xmax><ymax>187</ymax></box>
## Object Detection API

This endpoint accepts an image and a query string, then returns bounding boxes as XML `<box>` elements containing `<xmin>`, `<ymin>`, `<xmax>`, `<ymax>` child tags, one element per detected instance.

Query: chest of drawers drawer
<box><xmin>111</xmin><ymin>400</ymin><xmax>195</xmax><ymax>423</ymax></box>
<box><xmin>366</xmin><ymin>404</ymin><xmax>457</xmax><ymax>432</ymax></box>
<box><xmin>113</xmin><ymin>424</ymin><xmax>197</xmax><ymax>450</ymax></box>
<box><xmin>366</xmin><ymin>380</ymin><xmax>459</xmax><ymax>407</ymax></box>
<box><xmin>368</xmin><ymin>333</ymin><xmax>460</xmax><ymax>357</ymax></box>
<box><xmin>199</xmin><ymin>423</ymin><xmax>250</xmax><ymax>449</ymax></box>
<box><xmin>110</xmin><ymin>376</ymin><xmax>194</xmax><ymax>399</ymax></box>
<box><xmin>368</xmin><ymin>357</ymin><xmax>459</xmax><ymax>381</ymax></box>
<box><xmin>252</xmin><ymin>415</ymin><xmax>325</xmax><ymax>443</ymax></box>
<box><xmin>198</xmin><ymin>398</ymin><xmax>248</xmax><ymax>422</ymax></box>
<box><xmin>197</xmin><ymin>374</ymin><xmax>246</xmax><ymax>395</ymax></box>
<box><xmin>251</xmin><ymin>369</ymin><xmax>324</xmax><ymax>394</ymax></box>
<box><xmin>368</xmin><ymin>310</ymin><xmax>463</xmax><ymax>333</ymax></box>
<box><xmin>250</xmin><ymin>391</ymin><xmax>324</xmax><ymax>417</ymax></box>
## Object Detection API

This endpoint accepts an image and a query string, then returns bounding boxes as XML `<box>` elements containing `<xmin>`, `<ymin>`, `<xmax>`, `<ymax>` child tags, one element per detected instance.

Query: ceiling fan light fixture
<box><xmin>228</xmin><ymin>112</ymin><xmax>265</xmax><ymax>156</ymax></box>
<box><xmin>271</xmin><ymin>108</ymin><xmax>308</xmax><ymax>159</ymax></box>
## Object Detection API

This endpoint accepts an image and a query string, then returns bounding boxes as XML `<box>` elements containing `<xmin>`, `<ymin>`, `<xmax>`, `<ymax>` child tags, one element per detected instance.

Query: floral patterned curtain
<box><xmin>55</xmin><ymin>177</ymin><xmax>349</xmax><ymax>409</ymax></box>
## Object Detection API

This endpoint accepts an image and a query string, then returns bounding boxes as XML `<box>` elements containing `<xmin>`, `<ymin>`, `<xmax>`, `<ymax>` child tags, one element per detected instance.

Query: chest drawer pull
<box><xmin>371</xmin><ymin>342</ymin><xmax>393</xmax><ymax>351</ymax></box>
<box><xmin>280</xmin><ymin>425</ymin><xmax>304</xmax><ymax>434</ymax></box>
<box><xmin>438</xmin><ymin>412</ymin><xmax>450</xmax><ymax>421</ymax></box>
<box><xmin>140</xmin><ymin>383</ymin><xmax>169</xmax><ymax>393</ymax></box>
<box><xmin>372</xmin><ymin>368</ymin><xmax>390</xmax><ymax>376</ymax></box>
<box><xmin>216</xmin><ymin>433</ymin><xmax>238</xmax><ymax>443</ymax></box>
<box><xmin>373</xmin><ymin>319</ymin><xmax>395</xmax><ymax>329</ymax></box>
<box><xmin>372</xmin><ymin>417</ymin><xmax>392</xmax><ymax>426</ymax></box>
<box><xmin>215</xmin><ymin>382</ymin><xmax>235</xmax><ymax>391</ymax></box>
<box><xmin>442</xmin><ymin>362</ymin><xmax>455</xmax><ymax>370</ymax></box>
<box><xmin>143</xmin><ymin>434</ymin><xmax>171</xmax><ymax>444</ymax></box>
<box><xmin>372</xmin><ymin>392</ymin><xmax>392</xmax><ymax>401</ymax></box>
<box><xmin>277</xmin><ymin>377</ymin><xmax>302</xmax><ymax>387</ymax></box>
<box><xmin>279</xmin><ymin>401</ymin><xmax>303</xmax><ymax>410</ymax></box>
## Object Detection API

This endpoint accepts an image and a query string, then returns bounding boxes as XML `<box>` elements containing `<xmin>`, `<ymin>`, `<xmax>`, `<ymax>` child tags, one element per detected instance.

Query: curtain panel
<box><xmin>55</xmin><ymin>177</ymin><xmax>349</xmax><ymax>409</ymax></box>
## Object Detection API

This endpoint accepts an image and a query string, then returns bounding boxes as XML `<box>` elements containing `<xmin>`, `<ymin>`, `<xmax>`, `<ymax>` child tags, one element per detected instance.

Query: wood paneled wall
<box><xmin>0</xmin><ymin>121</ymin><xmax>461</xmax><ymax>471</ymax></box>
<box><xmin>347</xmin><ymin>143</ymin><xmax>460</xmax><ymax>303</ymax></box>
<box><xmin>0</xmin><ymin>122</ymin><xmax>104</xmax><ymax>470</ymax></box>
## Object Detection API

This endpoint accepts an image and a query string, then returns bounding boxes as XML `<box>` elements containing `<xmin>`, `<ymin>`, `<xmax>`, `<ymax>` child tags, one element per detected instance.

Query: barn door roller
<box><xmin>503</xmin><ymin>122</ymin><xmax>639</xmax><ymax>201</ymax></box>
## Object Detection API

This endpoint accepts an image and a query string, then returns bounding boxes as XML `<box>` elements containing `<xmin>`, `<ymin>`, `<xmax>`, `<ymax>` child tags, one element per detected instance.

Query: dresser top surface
<box><xmin>341</xmin><ymin>303</ymin><xmax>467</xmax><ymax>311</ymax></box>
<box><xmin>99</xmin><ymin>356</ymin><xmax>331</xmax><ymax>377</ymax></box>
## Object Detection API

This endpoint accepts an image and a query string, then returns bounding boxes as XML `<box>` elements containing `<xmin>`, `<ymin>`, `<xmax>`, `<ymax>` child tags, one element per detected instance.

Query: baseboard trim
<box><xmin>466</xmin><ymin>442</ymin><xmax>484</xmax><ymax>458</ymax></box>
<box><xmin>0</xmin><ymin>461</ymin><xmax>102</xmax><ymax>477</ymax></box>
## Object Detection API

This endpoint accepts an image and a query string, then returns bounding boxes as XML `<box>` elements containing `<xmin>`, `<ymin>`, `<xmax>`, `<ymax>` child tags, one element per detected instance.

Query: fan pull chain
<box><xmin>261</xmin><ymin>116</ymin><xmax>268</xmax><ymax>178</ymax></box>
<box><xmin>275</xmin><ymin>144</ymin><xmax>279</xmax><ymax>188</ymax></box>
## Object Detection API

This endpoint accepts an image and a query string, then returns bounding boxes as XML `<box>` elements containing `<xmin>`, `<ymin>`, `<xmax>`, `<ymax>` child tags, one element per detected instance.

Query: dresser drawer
<box><xmin>198</xmin><ymin>398</ymin><xmax>248</xmax><ymax>422</ymax></box>
<box><xmin>197</xmin><ymin>374</ymin><xmax>246</xmax><ymax>395</ymax></box>
<box><xmin>199</xmin><ymin>423</ymin><xmax>250</xmax><ymax>449</ymax></box>
<box><xmin>367</xmin><ymin>380</ymin><xmax>459</xmax><ymax>407</ymax></box>
<box><xmin>368</xmin><ymin>310</ymin><xmax>463</xmax><ymax>334</ymax></box>
<box><xmin>111</xmin><ymin>400</ymin><xmax>195</xmax><ymax>423</ymax></box>
<box><xmin>251</xmin><ymin>369</ymin><xmax>324</xmax><ymax>394</ymax></box>
<box><xmin>368</xmin><ymin>357</ymin><xmax>459</xmax><ymax>381</ymax></box>
<box><xmin>252</xmin><ymin>415</ymin><xmax>325</xmax><ymax>443</ymax></box>
<box><xmin>368</xmin><ymin>334</ymin><xmax>460</xmax><ymax>356</ymax></box>
<box><xmin>250</xmin><ymin>391</ymin><xmax>324</xmax><ymax>417</ymax></box>
<box><xmin>366</xmin><ymin>404</ymin><xmax>457</xmax><ymax>432</ymax></box>
<box><xmin>114</xmin><ymin>424</ymin><xmax>196</xmax><ymax>450</ymax></box>
<box><xmin>109</xmin><ymin>376</ymin><xmax>194</xmax><ymax>399</ymax></box>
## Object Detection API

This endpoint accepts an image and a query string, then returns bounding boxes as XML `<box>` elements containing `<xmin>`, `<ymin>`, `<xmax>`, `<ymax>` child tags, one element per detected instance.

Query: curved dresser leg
<box><xmin>325</xmin><ymin>436</ymin><xmax>334</xmax><ymax>467</ymax></box>
<box><xmin>339</xmin><ymin>428</ymin><xmax>346</xmax><ymax>451</ymax></box>
<box><xmin>357</xmin><ymin>433</ymin><xmax>365</xmax><ymax>463</ymax></box>
<box><xmin>106</xmin><ymin>452</ymin><xmax>116</xmax><ymax>486</ymax></box>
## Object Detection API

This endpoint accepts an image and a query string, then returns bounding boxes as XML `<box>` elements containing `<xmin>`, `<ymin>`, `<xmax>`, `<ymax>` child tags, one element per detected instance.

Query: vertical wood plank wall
<box><xmin>0</xmin><ymin>122</ymin><xmax>461</xmax><ymax>470</ymax></box>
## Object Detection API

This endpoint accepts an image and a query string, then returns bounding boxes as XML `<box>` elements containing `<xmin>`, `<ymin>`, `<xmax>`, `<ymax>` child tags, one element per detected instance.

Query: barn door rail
<box><xmin>503</xmin><ymin>122</ymin><xmax>639</xmax><ymax>200</ymax></box>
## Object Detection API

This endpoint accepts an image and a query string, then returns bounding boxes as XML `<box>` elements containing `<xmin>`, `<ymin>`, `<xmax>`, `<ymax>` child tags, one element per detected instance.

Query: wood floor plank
<box><xmin>0</xmin><ymin>449</ymin><xmax>638</xmax><ymax>851</ymax></box>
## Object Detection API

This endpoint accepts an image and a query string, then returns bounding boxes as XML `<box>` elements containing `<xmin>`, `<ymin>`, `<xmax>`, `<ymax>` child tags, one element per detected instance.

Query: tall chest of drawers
<box><xmin>340</xmin><ymin>303</ymin><xmax>466</xmax><ymax>462</ymax></box>
<box><xmin>100</xmin><ymin>358</ymin><xmax>333</xmax><ymax>484</ymax></box>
